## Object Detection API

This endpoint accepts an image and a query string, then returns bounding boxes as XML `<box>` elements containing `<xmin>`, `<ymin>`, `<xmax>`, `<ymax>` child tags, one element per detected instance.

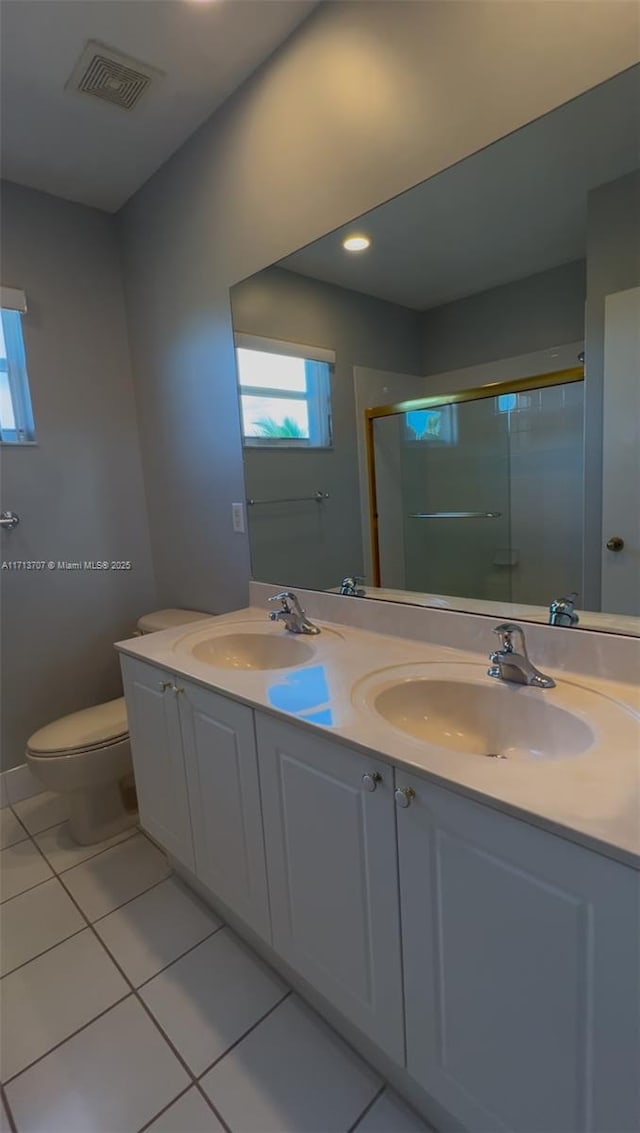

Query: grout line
<box><xmin>5</xmin><ymin>808</ymin><xmax>31</xmax><ymax>842</ymax></box>
<box><xmin>134</xmin><ymin>924</ymin><xmax>224</xmax><ymax>990</ymax></box>
<box><xmin>2</xmin><ymin>992</ymin><xmax>133</xmax><ymax>1085</ymax></box>
<box><xmin>9</xmin><ymin>809</ymin><xmax>71</xmax><ymax>839</ymax></box>
<box><xmin>348</xmin><ymin>1084</ymin><xmax>386</xmax><ymax>1132</ymax></box>
<box><xmin>91</xmin><ymin>872</ymin><xmax>173</xmax><ymax>924</ymax></box>
<box><xmin>0</xmin><ymin>1083</ymin><xmax>18</xmax><ymax>1133</ymax></box>
<box><xmin>193</xmin><ymin>1079</ymin><xmax>234</xmax><ymax>1133</ymax></box>
<box><xmin>46</xmin><ymin>825</ymin><xmax>140</xmax><ymax>876</ymax></box>
<box><xmin>0</xmin><ymin>833</ymin><xmax>30</xmax><ymax>851</ymax></box>
<box><xmin>0</xmin><ymin>923</ymin><xmax>88</xmax><ymax>981</ymax></box>
<box><xmin>0</xmin><ymin>829</ymin><xmax>54</xmax><ymax>904</ymax></box>
<box><xmin>136</xmin><ymin>1083</ymin><xmax>194</xmax><ymax>1133</ymax></box>
<box><xmin>0</xmin><ymin>874</ymin><xmax>54</xmax><ymax>906</ymax></box>
<box><xmin>196</xmin><ymin>988</ymin><xmax>293</xmax><ymax>1082</ymax></box>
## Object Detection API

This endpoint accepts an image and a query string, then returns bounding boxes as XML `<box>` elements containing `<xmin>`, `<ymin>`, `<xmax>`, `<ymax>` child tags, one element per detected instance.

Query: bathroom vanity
<box><xmin>117</xmin><ymin>600</ymin><xmax>640</xmax><ymax>1133</ymax></box>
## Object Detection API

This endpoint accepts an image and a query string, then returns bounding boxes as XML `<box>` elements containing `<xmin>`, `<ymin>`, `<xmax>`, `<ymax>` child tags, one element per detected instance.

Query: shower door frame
<box><xmin>364</xmin><ymin>366</ymin><xmax>584</xmax><ymax>587</ymax></box>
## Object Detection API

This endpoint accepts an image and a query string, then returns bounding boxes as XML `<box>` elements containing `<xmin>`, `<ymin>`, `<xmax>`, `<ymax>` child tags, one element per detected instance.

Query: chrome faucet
<box><xmin>339</xmin><ymin>576</ymin><xmax>366</xmax><ymax>598</ymax></box>
<box><xmin>268</xmin><ymin>591</ymin><xmax>320</xmax><ymax>635</ymax></box>
<box><xmin>488</xmin><ymin>623</ymin><xmax>555</xmax><ymax>688</ymax></box>
<box><xmin>549</xmin><ymin>592</ymin><xmax>579</xmax><ymax>627</ymax></box>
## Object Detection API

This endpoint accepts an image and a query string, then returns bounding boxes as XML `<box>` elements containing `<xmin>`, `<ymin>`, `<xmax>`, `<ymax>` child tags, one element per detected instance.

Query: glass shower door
<box><xmin>398</xmin><ymin>396</ymin><xmax>512</xmax><ymax>601</ymax></box>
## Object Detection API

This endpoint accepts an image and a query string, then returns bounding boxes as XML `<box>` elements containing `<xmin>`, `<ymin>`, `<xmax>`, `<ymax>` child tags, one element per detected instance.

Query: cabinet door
<box><xmin>396</xmin><ymin>771</ymin><xmax>640</xmax><ymax>1133</ymax></box>
<box><xmin>179</xmin><ymin>681</ymin><xmax>270</xmax><ymax>941</ymax></box>
<box><xmin>256</xmin><ymin>713</ymin><xmax>404</xmax><ymax>1064</ymax></box>
<box><xmin>120</xmin><ymin>656</ymin><xmax>194</xmax><ymax>870</ymax></box>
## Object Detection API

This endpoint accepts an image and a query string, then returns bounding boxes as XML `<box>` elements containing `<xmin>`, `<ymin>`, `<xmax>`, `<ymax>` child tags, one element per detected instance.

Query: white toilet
<box><xmin>25</xmin><ymin>609</ymin><xmax>208</xmax><ymax>845</ymax></box>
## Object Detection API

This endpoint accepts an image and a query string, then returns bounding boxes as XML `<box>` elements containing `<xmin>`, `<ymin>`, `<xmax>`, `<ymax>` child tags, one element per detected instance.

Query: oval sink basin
<box><xmin>372</xmin><ymin>679</ymin><xmax>594</xmax><ymax>760</ymax></box>
<box><xmin>188</xmin><ymin>632</ymin><xmax>316</xmax><ymax>671</ymax></box>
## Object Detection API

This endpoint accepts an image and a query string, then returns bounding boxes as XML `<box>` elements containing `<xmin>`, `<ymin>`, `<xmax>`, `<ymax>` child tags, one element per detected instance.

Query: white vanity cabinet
<box><xmin>121</xmin><ymin>657</ymin><xmax>270</xmax><ymax>940</ymax></box>
<box><xmin>395</xmin><ymin>770</ymin><xmax>640</xmax><ymax>1133</ymax></box>
<box><xmin>121</xmin><ymin>651</ymin><xmax>638</xmax><ymax>1133</ymax></box>
<box><xmin>179</xmin><ymin>681</ymin><xmax>270</xmax><ymax>941</ymax></box>
<box><xmin>120</xmin><ymin>656</ymin><xmax>195</xmax><ymax>869</ymax></box>
<box><xmin>255</xmin><ymin>713</ymin><xmax>405</xmax><ymax>1064</ymax></box>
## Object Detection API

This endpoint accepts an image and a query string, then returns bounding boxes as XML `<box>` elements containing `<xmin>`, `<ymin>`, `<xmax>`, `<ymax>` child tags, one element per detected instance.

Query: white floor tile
<box><xmin>12</xmin><ymin>791</ymin><xmax>69</xmax><ymax>835</ymax></box>
<box><xmin>0</xmin><ymin>807</ymin><xmax>27</xmax><ymax>850</ymax></box>
<box><xmin>200</xmin><ymin>995</ymin><xmax>381</xmax><ymax>1133</ymax></box>
<box><xmin>140</xmin><ymin>927</ymin><xmax>287</xmax><ymax>1075</ymax></box>
<box><xmin>34</xmin><ymin>821</ymin><xmax>137</xmax><ymax>873</ymax></box>
<box><xmin>0</xmin><ymin>877</ymin><xmax>85</xmax><ymax>976</ymax></box>
<box><xmin>355</xmin><ymin>1090</ymin><xmax>432</xmax><ymax>1133</ymax></box>
<box><xmin>4</xmin><ymin>996</ymin><xmax>190</xmax><ymax>1133</ymax></box>
<box><xmin>0</xmin><ymin>840</ymin><xmax>53</xmax><ymax>903</ymax></box>
<box><xmin>0</xmin><ymin>928</ymin><xmax>129</xmax><ymax>1080</ymax></box>
<box><xmin>95</xmin><ymin>876</ymin><xmax>222</xmax><ymax>986</ymax></box>
<box><xmin>61</xmin><ymin>833</ymin><xmax>170</xmax><ymax>921</ymax></box>
<box><xmin>146</xmin><ymin>1088</ymin><xmax>226</xmax><ymax>1132</ymax></box>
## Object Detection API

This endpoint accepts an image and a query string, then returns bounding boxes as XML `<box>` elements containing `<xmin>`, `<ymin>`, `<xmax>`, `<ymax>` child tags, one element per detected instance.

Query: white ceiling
<box><xmin>0</xmin><ymin>0</ymin><xmax>317</xmax><ymax>212</ymax></box>
<box><xmin>279</xmin><ymin>66</ymin><xmax>640</xmax><ymax>310</ymax></box>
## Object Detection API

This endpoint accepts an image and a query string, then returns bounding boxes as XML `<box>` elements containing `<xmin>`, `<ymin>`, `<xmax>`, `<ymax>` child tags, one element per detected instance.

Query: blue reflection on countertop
<box><xmin>267</xmin><ymin>664</ymin><xmax>334</xmax><ymax>726</ymax></box>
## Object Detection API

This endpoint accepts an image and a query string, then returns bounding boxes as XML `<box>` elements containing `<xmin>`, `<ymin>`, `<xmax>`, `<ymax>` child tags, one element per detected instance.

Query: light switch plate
<box><xmin>231</xmin><ymin>502</ymin><xmax>245</xmax><ymax>533</ymax></box>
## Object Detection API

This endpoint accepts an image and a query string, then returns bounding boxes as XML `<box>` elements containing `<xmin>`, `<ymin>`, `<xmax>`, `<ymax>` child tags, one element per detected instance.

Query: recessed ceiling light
<box><xmin>342</xmin><ymin>235</ymin><xmax>371</xmax><ymax>252</ymax></box>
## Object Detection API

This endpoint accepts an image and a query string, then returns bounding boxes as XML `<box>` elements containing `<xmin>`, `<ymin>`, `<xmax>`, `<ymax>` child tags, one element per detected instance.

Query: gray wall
<box><xmin>231</xmin><ymin>266</ymin><xmax>423</xmax><ymax>588</ymax></box>
<box><xmin>583</xmin><ymin>170</ymin><xmax>640</xmax><ymax>607</ymax></box>
<box><xmin>119</xmin><ymin>0</ymin><xmax>637</xmax><ymax>616</ymax></box>
<box><xmin>0</xmin><ymin>182</ymin><xmax>156</xmax><ymax>770</ymax></box>
<box><xmin>422</xmin><ymin>260</ymin><xmax>586</xmax><ymax>375</ymax></box>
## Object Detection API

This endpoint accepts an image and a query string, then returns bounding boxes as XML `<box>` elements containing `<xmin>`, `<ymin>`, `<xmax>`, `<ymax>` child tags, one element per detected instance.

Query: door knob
<box><xmin>395</xmin><ymin>786</ymin><xmax>416</xmax><ymax>808</ymax></box>
<box><xmin>362</xmin><ymin>771</ymin><xmax>382</xmax><ymax>792</ymax></box>
<box><xmin>606</xmin><ymin>536</ymin><xmax>624</xmax><ymax>552</ymax></box>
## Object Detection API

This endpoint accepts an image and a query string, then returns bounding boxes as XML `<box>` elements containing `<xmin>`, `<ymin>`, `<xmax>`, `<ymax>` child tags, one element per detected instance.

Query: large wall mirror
<box><xmin>230</xmin><ymin>66</ymin><xmax>640</xmax><ymax>636</ymax></box>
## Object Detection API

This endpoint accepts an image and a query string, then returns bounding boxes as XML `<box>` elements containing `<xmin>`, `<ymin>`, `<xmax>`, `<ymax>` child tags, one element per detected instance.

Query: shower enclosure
<box><xmin>367</xmin><ymin>370</ymin><xmax>584</xmax><ymax>607</ymax></box>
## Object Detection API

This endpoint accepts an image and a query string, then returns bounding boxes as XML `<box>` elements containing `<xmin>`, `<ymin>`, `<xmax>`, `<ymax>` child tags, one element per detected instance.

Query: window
<box><xmin>235</xmin><ymin>336</ymin><xmax>333</xmax><ymax>448</ymax></box>
<box><xmin>0</xmin><ymin>302</ymin><xmax>36</xmax><ymax>444</ymax></box>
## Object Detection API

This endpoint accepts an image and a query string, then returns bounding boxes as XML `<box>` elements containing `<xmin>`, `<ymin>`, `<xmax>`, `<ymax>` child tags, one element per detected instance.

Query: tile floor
<box><xmin>0</xmin><ymin>791</ymin><xmax>431</xmax><ymax>1133</ymax></box>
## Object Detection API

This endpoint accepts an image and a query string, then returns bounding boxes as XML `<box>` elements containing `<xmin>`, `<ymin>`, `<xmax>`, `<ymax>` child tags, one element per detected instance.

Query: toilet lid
<box><xmin>27</xmin><ymin>697</ymin><xmax>128</xmax><ymax>756</ymax></box>
<box><xmin>137</xmin><ymin>608</ymin><xmax>209</xmax><ymax>634</ymax></box>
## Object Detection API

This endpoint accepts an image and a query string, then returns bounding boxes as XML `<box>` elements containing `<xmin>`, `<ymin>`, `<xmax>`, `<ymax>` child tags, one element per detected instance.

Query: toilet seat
<box><xmin>27</xmin><ymin>697</ymin><xmax>128</xmax><ymax>758</ymax></box>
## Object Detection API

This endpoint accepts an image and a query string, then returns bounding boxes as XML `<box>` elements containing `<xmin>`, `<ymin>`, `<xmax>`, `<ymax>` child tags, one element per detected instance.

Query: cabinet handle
<box><xmin>362</xmin><ymin>771</ymin><xmax>382</xmax><ymax>792</ymax></box>
<box><xmin>395</xmin><ymin>786</ymin><xmax>416</xmax><ymax>808</ymax></box>
<box><xmin>158</xmin><ymin>680</ymin><xmax>173</xmax><ymax>692</ymax></box>
<box><xmin>172</xmin><ymin>685</ymin><xmax>184</xmax><ymax>695</ymax></box>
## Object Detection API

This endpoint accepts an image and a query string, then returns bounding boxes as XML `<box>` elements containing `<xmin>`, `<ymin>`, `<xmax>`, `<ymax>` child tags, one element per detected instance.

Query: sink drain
<box><xmin>484</xmin><ymin>752</ymin><xmax>507</xmax><ymax>759</ymax></box>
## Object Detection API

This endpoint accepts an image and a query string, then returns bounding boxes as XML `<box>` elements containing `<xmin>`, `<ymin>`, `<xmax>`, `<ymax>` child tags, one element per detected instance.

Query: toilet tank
<box><xmin>135</xmin><ymin>609</ymin><xmax>210</xmax><ymax>635</ymax></box>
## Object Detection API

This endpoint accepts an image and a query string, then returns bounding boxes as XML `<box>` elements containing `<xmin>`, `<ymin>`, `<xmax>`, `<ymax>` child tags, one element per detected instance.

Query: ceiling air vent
<box><xmin>66</xmin><ymin>40</ymin><xmax>164</xmax><ymax>112</ymax></box>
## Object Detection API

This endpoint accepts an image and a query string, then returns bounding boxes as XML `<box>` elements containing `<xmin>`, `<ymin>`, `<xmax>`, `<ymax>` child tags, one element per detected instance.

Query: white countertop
<box><xmin>116</xmin><ymin>607</ymin><xmax>640</xmax><ymax>870</ymax></box>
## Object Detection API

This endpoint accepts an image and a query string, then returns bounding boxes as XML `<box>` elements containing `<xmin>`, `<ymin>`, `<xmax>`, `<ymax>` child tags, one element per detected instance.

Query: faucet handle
<box><xmin>493</xmin><ymin>622</ymin><xmax>527</xmax><ymax>656</ymax></box>
<box><xmin>268</xmin><ymin>591</ymin><xmax>297</xmax><ymax>613</ymax></box>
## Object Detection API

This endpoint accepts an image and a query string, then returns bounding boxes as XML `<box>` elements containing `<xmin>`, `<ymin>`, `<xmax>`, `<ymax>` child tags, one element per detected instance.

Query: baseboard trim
<box><xmin>0</xmin><ymin>762</ymin><xmax>45</xmax><ymax>808</ymax></box>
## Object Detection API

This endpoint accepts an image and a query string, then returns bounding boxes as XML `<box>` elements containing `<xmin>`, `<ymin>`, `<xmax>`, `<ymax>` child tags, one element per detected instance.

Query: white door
<box><xmin>601</xmin><ymin>285</ymin><xmax>640</xmax><ymax>614</ymax></box>
<box><xmin>180</xmin><ymin>681</ymin><xmax>270</xmax><ymax>941</ymax></box>
<box><xmin>120</xmin><ymin>656</ymin><xmax>194</xmax><ymax>869</ymax></box>
<box><xmin>396</xmin><ymin>771</ymin><xmax>639</xmax><ymax>1133</ymax></box>
<box><xmin>256</xmin><ymin>713</ymin><xmax>405</xmax><ymax>1063</ymax></box>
